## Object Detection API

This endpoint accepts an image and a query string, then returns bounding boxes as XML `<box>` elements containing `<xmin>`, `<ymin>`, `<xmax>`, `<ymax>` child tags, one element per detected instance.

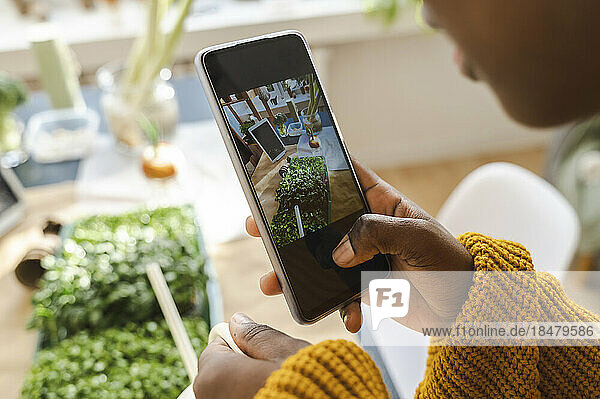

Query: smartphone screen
<box><xmin>203</xmin><ymin>33</ymin><xmax>389</xmax><ymax>321</ymax></box>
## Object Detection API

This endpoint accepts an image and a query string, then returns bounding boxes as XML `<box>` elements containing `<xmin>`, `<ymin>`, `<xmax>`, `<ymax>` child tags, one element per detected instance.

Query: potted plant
<box><xmin>138</xmin><ymin>115</ymin><xmax>180</xmax><ymax>179</ymax></box>
<box><xmin>274</xmin><ymin>113</ymin><xmax>287</xmax><ymax>137</ymax></box>
<box><xmin>300</xmin><ymin>74</ymin><xmax>323</xmax><ymax>135</ymax></box>
<box><xmin>0</xmin><ymin>72</ymin><xmax>28</xmax><ymax>166</ymax></box>
<box><xmin>240</xmin><ymin>119</ymin><xmax>262</xmax><ymax>160</ymax></box>
<box><xmin>240</xmin><ymin>120</ymin><xmax>256</xmax><ymax>142</ymax></box>
<box><xmin>97</xmin><ymin>0</ymin><xmax>193</xmax><ymax>149</ymax></box>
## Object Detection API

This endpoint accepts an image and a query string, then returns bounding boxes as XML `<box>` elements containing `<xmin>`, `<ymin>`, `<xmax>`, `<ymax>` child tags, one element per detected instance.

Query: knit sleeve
<box><xmin>254</xmin><ymin>339</ymin><xmax>389</xmax><ymax>399</ymax></box>
<box><xmin>415</xmin><ymin>233</ymin><xmax>600</xmax><ymax>399</ymax></box>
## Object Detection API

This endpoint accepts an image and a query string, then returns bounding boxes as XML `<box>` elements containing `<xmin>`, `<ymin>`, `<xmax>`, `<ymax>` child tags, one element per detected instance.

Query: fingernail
<box><xmin>332</xmin><ymin>235</ymin><xmax>354</xmax><ymax>266</ymax></box>
<box><xmin>231</xmin><ymin>313</ymin><xmax>251</xmax><ymax>325</ymax></box>
<box><xmin>259</xmin><ymin>274</ymin><xmax>269</xmax><ymax>286</ymax></box>
<box><xmin>340</xmin><ymin>308</ymin><xmax>348</xmax><ymax>324</ymax></box>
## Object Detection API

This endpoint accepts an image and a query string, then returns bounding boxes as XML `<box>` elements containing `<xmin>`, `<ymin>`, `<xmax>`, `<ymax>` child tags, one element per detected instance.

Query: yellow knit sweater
<box><xmin>255</xmin><ymin>233</ymin><xmax>600</xmax><ymax>398</ymax></box>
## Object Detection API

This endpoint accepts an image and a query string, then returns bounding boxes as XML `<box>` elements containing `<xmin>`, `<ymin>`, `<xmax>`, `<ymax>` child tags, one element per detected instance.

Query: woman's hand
<box><xmin>194</xmin><ymin>313</ymin><xmax>309</xmax><ymax>399</ymax></box>
<box><xmin>247</xmin><ymin>159</ymin><xmax>473</xmax><ymax>332</ymax></box>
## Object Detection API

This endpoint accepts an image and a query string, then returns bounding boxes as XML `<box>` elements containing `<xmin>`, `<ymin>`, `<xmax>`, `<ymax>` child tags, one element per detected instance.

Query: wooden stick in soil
<box><xmin>294</xmin><ymin>205</ymin><xmax>305</xmax><ymax>238</ymax></box>
<box><xmin>146</xmin><ymin>263</ymin><xmax>197</xmax><ymax>382</ymax></box>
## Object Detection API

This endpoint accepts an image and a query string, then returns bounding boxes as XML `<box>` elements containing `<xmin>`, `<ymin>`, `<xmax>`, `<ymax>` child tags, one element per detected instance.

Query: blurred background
<box><xmin>1</xmin><ymin>0</ymin><xmax>599</xmax><ymax>398</ymax></box>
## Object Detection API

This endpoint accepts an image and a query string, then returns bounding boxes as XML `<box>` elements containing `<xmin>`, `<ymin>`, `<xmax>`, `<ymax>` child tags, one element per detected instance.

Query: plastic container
<box><xmin>25</xmin><ymin>108</ymin><xmax>99</xmax><ymax>163</ymax></box>
<box><xmin>286</xmin><ymin>121</ymin><xmax>303</xmax><ymax>137</ymax></box>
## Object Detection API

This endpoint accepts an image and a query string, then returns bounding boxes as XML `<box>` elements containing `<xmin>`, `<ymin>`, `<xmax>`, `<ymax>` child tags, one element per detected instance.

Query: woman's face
<box><xmin>422</xmin><ymin>0</ymin><xmax>600</xmax><ymax>127</ymax></box>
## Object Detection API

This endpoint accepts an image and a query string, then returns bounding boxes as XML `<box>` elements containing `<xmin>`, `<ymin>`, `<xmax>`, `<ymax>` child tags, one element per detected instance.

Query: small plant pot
<box><xmin>141</xmin><ymin>142</ymin><xmax>180</xmax><ymax>179</ymax></box>
<box><xmin>278</xmin><ymin>125</ymin><xmax>287</xmax><ymax>137</ymax></box>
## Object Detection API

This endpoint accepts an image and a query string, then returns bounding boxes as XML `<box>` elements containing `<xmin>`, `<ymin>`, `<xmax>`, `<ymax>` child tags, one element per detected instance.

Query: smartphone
<box><xmin>195</xmin><ymin>31</ymin><xmax>390</xmax><ymax>324</ymax></box>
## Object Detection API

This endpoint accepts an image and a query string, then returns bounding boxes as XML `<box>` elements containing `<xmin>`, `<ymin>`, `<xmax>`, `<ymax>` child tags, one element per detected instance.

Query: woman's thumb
<box><xmin>332</xmin><ymin>214</ymin><xmax>436</xmax><ymax>268</ymax></box>
<box><xmin>229</xmin><ymin>313</ymin><xmax>309</xmax><ymax>361</ymax></box>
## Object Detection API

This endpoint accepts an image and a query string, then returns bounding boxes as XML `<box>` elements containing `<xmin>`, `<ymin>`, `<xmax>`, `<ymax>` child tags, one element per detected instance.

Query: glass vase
<box><xmin>97</xmin><ymin>62</ymin><xmax>179</xmax><ymax>150</ymax></box>
<box><xmin>300</xmin><ymin>107</ymin><xmax>322</xmax><ymax>136</ymax></box>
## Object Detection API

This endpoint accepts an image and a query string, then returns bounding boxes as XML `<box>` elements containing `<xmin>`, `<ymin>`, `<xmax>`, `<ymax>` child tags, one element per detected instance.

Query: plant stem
<box><xmin>128</xmin><ymin>0</ymin><xmax>192</xmax><ymax>110</ymax></box>
<box><xmin>122</xmin><ymin>0</ymin><xmax>161</xmax><ymax>96</ymax></box>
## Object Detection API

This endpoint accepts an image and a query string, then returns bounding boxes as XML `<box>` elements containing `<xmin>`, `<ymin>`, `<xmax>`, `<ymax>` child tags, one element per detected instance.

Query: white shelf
<box><xmin>0</xmin><ymin>0</ymin><xmax>420</xmax><ymax>79</ymax></box>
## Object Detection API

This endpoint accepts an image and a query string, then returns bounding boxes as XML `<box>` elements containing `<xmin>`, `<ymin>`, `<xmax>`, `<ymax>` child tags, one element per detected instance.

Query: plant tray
<box><xmin>33</xmin><ymin>205</ymin><xmax>223</xmax><ymax>352</ymax></box>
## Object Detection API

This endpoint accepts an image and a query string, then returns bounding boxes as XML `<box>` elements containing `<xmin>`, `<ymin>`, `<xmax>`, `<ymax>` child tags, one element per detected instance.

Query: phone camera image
<box><xmin>202</xmin><ymin>34</ymin><xmax>389</xmax><ymax>320</ymax></box>
<box><xmin>219</xmin><ymin>73</ymin><xmax>365</xmax><ymax>247</ymax></box>
<box><xmin>219</xmin><ymin>73</ymin><xmax>386</xmax><ymax>316</ymax></box>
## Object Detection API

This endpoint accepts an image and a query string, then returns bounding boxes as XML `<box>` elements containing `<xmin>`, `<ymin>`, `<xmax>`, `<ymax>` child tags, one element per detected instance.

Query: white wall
<box><xmin>322</xmin><ymin>33</ymin><xmax>550</xmax><ymax>169</ymax></box>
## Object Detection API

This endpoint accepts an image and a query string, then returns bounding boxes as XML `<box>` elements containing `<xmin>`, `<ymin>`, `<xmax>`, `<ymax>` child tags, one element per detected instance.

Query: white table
<box><xmin>297</xmin><ymin>126</ymin><xmax>350</xmax><ymax>171</ymax></box>
<box><xmin>76</xmin><ymin>120</ymin><xmax>250</xmax><ymax>248</ymax></box>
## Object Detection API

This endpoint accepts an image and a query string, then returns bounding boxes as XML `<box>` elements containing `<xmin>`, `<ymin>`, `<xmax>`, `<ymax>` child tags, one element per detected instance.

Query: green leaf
<box><xmin>137</xmin><ymin>113</ymin><xmax>160</xmax><ymax>146</ymax></box>
<box><xmin>22</xmin><ymin>319</ymin><xmax>209</xmax><ymax>399</ymax></box>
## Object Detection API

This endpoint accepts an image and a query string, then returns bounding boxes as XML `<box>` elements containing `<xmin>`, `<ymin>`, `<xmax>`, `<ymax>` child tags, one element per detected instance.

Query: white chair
<box><xmin>365</xmin><ymin>162</ymin><xmax>580</xmax><ymax>398</ymax></box>
<box><xmin>437</xmin><ymin>162</ymin><xmax>580</xmax><ymax>271</ymax></box>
